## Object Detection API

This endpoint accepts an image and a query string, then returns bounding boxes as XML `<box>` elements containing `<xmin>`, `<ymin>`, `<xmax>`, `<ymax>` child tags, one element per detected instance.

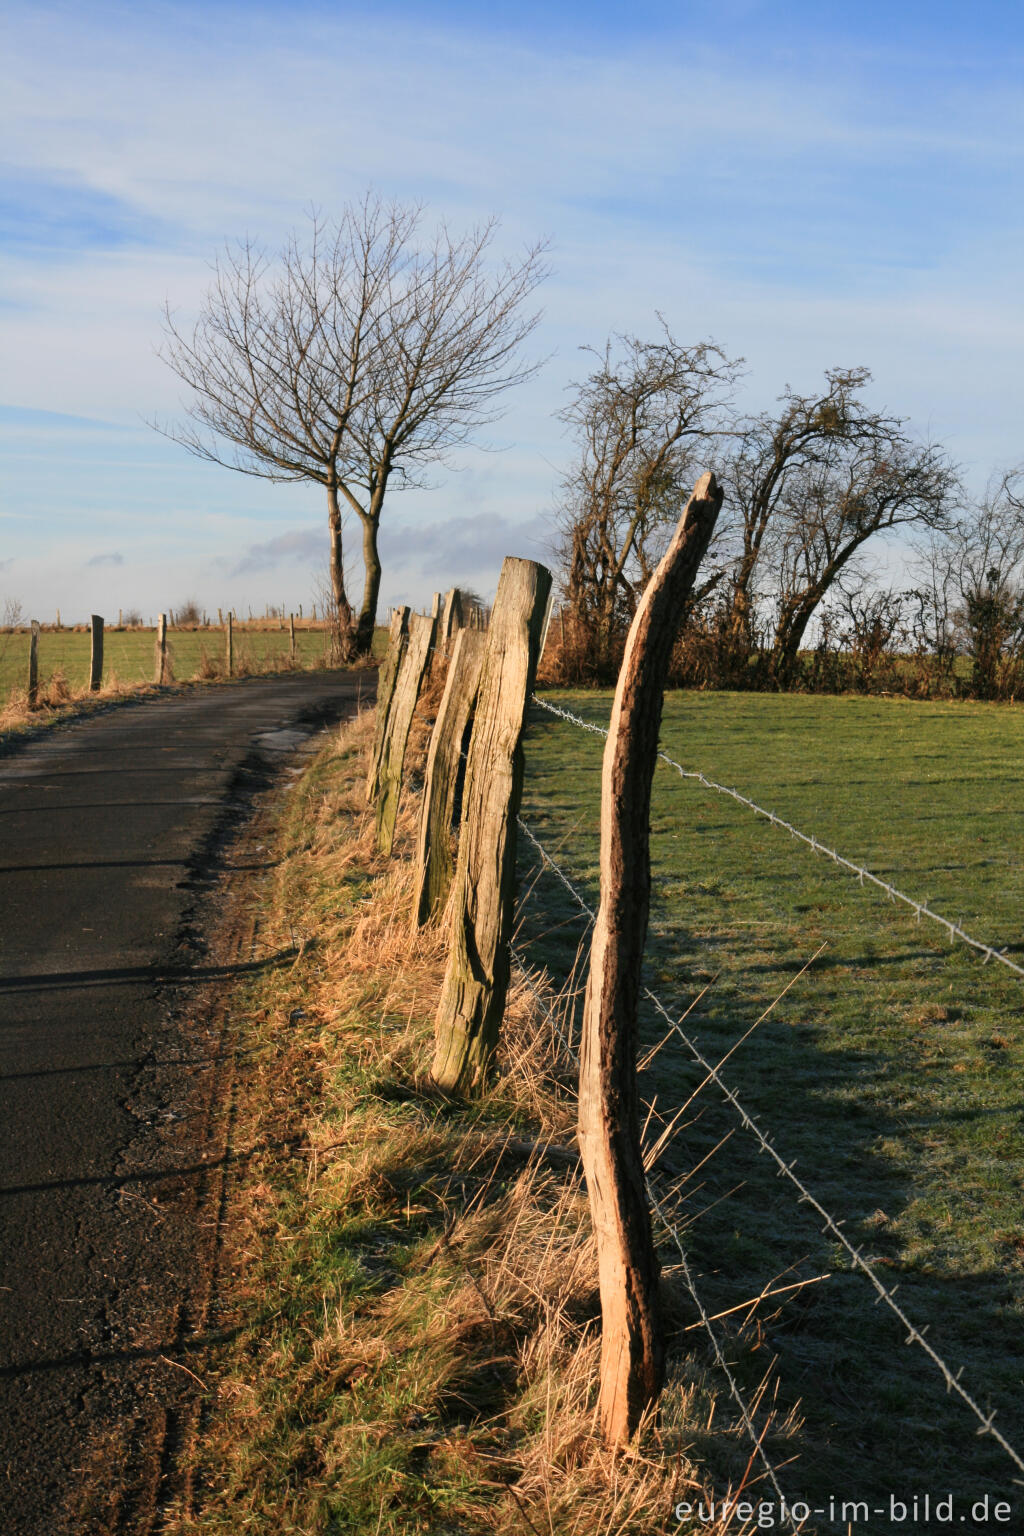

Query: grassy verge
<box><xmin>518</xmin><ymin>690</ymin><xmax>1024</xmax><ymax>1520</ymax></box>
<box><xmin>169</xmin><ymin>709</ymin><xmax>795</xmax><ymax>1536</ymax></box>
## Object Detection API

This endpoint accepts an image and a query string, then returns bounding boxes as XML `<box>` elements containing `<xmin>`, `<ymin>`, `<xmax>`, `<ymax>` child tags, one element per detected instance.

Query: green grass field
<box><xmin>0</xmin><ymin>625</ymin><xmax>339</xmax><ymax>696</ymax></box>
<box><xmin>517</xmin><ymin>691</ymin><xmax>1024</xmax><ymax>1525</ymax></box>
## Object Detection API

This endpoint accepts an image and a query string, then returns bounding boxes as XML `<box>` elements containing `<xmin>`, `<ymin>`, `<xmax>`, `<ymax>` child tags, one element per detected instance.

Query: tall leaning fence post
<box><xmin>89</xmin><ymin>615</ymin><xmax>104</xmax><ymax>692</ymax></box>
<box><xmin>374</xmin><ymin>610</ymin><xmax>437</xmax><ymax>856</ymax></box>
<box><xmin>440</xmin><ymin>587</ymin><xmax>464</xmax><ymax>654</ymax></box>
<box><xmin>430</xmin><ymin>556</ymin><xmax>552</xmax><ymax>1095</ymax></box>
<box><xmin>27</xmin><ymin>621</ymin><xmax>39</xmax><ymax>707</ymax></box>
<box><xmin>411</xmin><ymin>627</ymin><xmax>487</xmax><ymax>929</ymax></box>
<box><xmin>367</xmin><ymin>606</ymin><xmax>410</xmax><ymax>805</ymax></box>
<box><xmin>579</xmin><ymin>470</ymin><xmax>723</xmax><ymax>1448</ymax></box>
<box><xmin>225</xmin><ymin>612</ymin><xmax>233</xmax><ymax>677</ymax></box>
<box><xmin>289</xmin><ymin>613</ymin><xmax>296</xmax><ymax>663</ymax></box>
<box><xmin>155</xmin><ymin>613</ymin><xmax>168</xmax><ymax>684</ymax></box>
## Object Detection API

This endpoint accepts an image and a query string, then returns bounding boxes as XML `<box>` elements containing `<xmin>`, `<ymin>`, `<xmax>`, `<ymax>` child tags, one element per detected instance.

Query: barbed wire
<box><xmin>508</xmin><ymin>940</ymin><xmax>801</xmax><ymax>1524</ymax></box>
<box><xmin>514</xmin><ymin>818</ymin><xmax>1024</xmax><ymax>1484</ymax></box>
<box><xmin>530</xmin><ymin>694</ymin><xmax>1024</xmax><ymax>982</ymax></box>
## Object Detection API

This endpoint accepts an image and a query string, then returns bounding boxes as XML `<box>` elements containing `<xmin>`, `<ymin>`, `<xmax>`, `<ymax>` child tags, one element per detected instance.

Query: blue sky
<box><xmin>2</xmin><ymin>0</ymin><xmax>1022</xmax><ymax>621</ymax></box>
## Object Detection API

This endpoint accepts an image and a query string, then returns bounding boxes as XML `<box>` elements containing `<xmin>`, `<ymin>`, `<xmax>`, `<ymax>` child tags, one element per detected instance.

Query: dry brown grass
<box><xmin>0</xmin><ymin>667</ymin><xmax>150</xmax><ymax>736</ymax></box>
<box><xmin>158</xmin><ymin>709</ymin><xmax>798</xmax><ymax>1536</ymax></box>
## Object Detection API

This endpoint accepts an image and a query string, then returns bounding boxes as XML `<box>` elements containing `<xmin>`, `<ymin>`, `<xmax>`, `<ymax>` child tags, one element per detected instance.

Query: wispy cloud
<box><xmin>381</xmin><ymin>511</ymin><xmax>553</xmax><ymax>589</ymax></box>
<box><xmin>230</xmin><ymin>527</ymin><xmax>324</xmax><ymax>576</ymax></box>
<box><xmin>1</xmin><ymin>1</ymin><xmax>1022</xmax><ymax>617</ymax></box>
<box><xmin>86</xmin><ymin>551</ymin><xmax>124</xmax><ymax>566</ymax></box>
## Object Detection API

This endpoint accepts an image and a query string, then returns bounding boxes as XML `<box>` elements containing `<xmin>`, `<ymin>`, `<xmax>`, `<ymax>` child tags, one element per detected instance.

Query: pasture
<box><xmin>0</xmin><ymin>624</ymin><xmax>336</xmax><ymax>698</ymax></box>
<box><xmin>517</xmin><ymin>690</ymin><xmax>1024</xmax><ymax>1520</ymax></box>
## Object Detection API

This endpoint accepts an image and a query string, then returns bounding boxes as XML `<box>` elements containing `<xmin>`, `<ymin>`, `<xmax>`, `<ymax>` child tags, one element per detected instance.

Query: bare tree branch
<box><xmin>156</xmin><ymin>196</ymin><xmax>549</xmax><ymax>652</ymax></box>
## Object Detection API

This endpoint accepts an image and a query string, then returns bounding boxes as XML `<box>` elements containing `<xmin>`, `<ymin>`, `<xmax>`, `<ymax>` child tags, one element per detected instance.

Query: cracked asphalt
<box><xmin>0</xmin><ymin>671</ymin><xmax>372</xmax><ymax>1533</ymax></box>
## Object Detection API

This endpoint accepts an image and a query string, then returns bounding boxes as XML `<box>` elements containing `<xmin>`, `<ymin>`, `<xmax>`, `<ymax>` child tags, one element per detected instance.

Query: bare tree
<box><xmin>765</xmin><ymin>436</ymin><xmax>958</xmax><ymax>681</ymax></box>
<box><xmin>913</xmin><ymin>468</ymin><xmax>1024</xmax><ymax>698</ymax></box>
<box><xmin>555</xmin><ymin>325</ymin><xmax>741</xmax><ymax>677</ymax></box>
<box><xmin>158</xmin><ymin>197</ymin><xmax>548</xmax><ymax>653</ymax></box>
<box><xmin>721</xmin><ymin>368</ymin><xmax>959</xmax><ymax>682</ymax></box>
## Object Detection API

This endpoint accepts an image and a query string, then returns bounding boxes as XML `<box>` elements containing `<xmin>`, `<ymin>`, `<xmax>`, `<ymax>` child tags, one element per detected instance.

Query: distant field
<box><xmin>518</xmin><ymin>690</ymin><xmax>1024</xmax><ymax>1518</ymax></box>
<box><xmin>0</xmin><ymin>624</ymin><xmax>381</xmax><ymax>699</ymax></box>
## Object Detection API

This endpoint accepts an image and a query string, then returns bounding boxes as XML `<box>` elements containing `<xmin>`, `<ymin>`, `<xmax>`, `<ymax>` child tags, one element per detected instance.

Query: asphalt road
<box><xmin>0</xmin><ymin>671</ymin><xmax>372</xmax><ymax>1533</ymax></box>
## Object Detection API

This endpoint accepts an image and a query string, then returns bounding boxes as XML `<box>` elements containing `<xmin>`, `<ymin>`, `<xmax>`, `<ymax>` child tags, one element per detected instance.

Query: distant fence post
<box><xmin>89</xmin><ymin>615</ymin><xmax>104</xmax><ymax>692</ymax></box>
<box><xmin>155</xmin><ymin>614</ymin><xmax>168</xmax><ymax>684</ymax></box>
<box><xmin>367</xmin><ymin>606</ymin><xmax>410</xmax><ymax>805</ymax></box>
<box><xmin>27</xmin><ymin>621</ymin><xmax>39</xmax><ymax>707</ymax></box>
<box><xmin>374</xmin><ymin>610</ymin><xmax>437</xmax><ymax>856</ymax></box>
<box><xmin>289</xmin><ymin>613</ymin><xmax>296</xmax><ymax>662</ymax></box>
<box><xmin>579</xmin><ymin>471</ymin><xmax>723</xmax><ymax>1447</ymax></box>
<box><xmin>226</xmin><ymin>612</ymin><xmax>233</xmax><ymax>677</ymax></box>
<box><xmin>431</xmin><ymin>557</ymin><xmax>552</xmax><ymax>1094</ymax></box>
<box><xmin>411</xmin><ymin>628</ymin><xmax>486</xmax><ymax>928</ymax></box>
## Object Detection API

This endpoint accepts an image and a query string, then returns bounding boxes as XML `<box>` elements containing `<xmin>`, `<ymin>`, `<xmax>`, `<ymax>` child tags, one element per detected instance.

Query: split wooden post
<box><xmin>374</xmin><ymin>610</ymin><xmax>437</xmax><ymax>855</ymax></box>
<box><xmin>579</xmin><ymin>471</ymin><xmax>723</xmax><ymax>1447</ymax></box>
<box><xmin>411</xmin><ymin>628</ymin><xmax>487</xmax><ymax>928</ymax></box>
<box><xmin>89</xmin><ymin>615</ymin><xmax>104</xmax><ymax>692</ymax></box>
<box><xmin>155</xmin><ymin>613</ymin><xmax>168</xmax><ymax>684</ymax></box>
<box><xmin>226</xmin><ymin>612</ymin><xmax>233</xmax><ymax>677</ymax></box>
<box><xmin>431</xmin><ymin>557</ymin><xmax>552</xmax><ymax>1094</ymax></box>
<box><xmin>27</xmin><ymin>622</ymin><xmax>39</xmax><ymax>707</ymax></box>
<box><xmin>289</xmin><ymin>613</ymin><xmax>296</xmax><ymax>662</ymax></box>
<box><xmin>440</xmin><ymin>587</ymin><xmax>464</xmax><ymax>653</ymax></box>
<box><xmin>366</xmin><ymin>606</ymin><xmax>410</xmax><ymax>804</ymax></box>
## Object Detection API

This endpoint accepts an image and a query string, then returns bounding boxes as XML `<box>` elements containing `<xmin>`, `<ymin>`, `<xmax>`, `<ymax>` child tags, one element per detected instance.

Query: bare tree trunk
<box><xmin>355</xmin><ymin>511</ymin><xmax>382</xmax><ymax>655</ymax></box>
<box><xmin>580</xmin><ymin>471</ymin><xmax>723</xmax><ymax>1447</ymax></box>
<box><xmin>327</xmin><ymin>480</ymin><xmax>354</xmax><ymax>644</ymax></box>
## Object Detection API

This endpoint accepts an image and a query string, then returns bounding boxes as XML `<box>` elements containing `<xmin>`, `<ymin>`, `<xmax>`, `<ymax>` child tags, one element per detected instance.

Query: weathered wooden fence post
<box><xmin>155</xmin><ymin>613</ymin><xmax>168</xmax><ymax>684</ymax></box>
<box><xmin>440</xmin><ymin>588</ymin><xmax>464</xmax><ymax>653</ymax></box>
<box><xmin>226</xmin><ymin>612</ymin><xmax>233</xmax><ymax>677</ymax></box>
<box><xmin>89</xmin><ymin>615</ymin><xmax>104</xmax><ymax>692</ymax></box>
<box><xmin>430</xmin><ymin>557</ymin><xmax>552</xmax><ymax>1094</ymax></box>
<box><xmin>374</xmin><ymin>610</ymin><xmax>437</xmax><ymax>855</ymax></box>
<box><xmin>289</xmin><ymin>613</ymin><xmax>296</xmax><ymax>662</ymax></box>
<box><xmin>27</xmin><ymin>622</ymin><xmax>39</xmax><ymax>707</ymax></box>
<box><xmin>579</xmin><ymin>471</ymin><xmax>723</xmax><ymax>1447</ymax></box>
<box><xmin>411</xmin><ymin>628</ymin><xmax>486</xmax><ymax>928</ymax></box>
<box><xmin>367</xmin><ymin>606</ymin><xmax>410</xmax><ymax>805</ymax></box>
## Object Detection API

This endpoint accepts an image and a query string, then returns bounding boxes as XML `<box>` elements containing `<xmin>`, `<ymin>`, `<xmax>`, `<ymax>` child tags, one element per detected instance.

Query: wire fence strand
<box><xmin>530</xmin><ymin>694</ymin><xmax>1024</xmax><ymax>982</ymax></box>
<box><xmin>514</xmin><ymin>818</ymin><xmax>1024</xmax><ymax>1484</ymax></box>
<box><xmin>509</xmin><ymin>941</ymin><xmax>802</xmax><ymax>1525</ymax></box>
